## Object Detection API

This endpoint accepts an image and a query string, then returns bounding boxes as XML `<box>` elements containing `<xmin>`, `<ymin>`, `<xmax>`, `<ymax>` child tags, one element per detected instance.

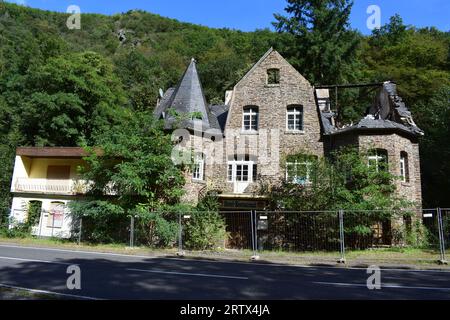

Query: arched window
<box><xmin>267</xmin><ymin>68</ymin><xmax>280</xmax><ymax>85</ymax></box>
<box><xmin>242</xmin><ymin>106</ymin><xmax>259</xmax><ymax>131</ymax></box>
<box><xmin>400</xmin><ymin>151</ymin><xmax>409</xmax><ymax>182</ymax></box>
<box><xmin>286</xmin><ymin>105</ymin><xmax>304</xmax><ymax>131</ymax></box>
<box><xmin>368</xmin><ymin>149</ymin><xmax>388</xmax><ymax>172</ymax></box>
<box><xmin>192</xmin><ymin>153</ymin><xmax>205</xmax><ymax>181</ymax></box>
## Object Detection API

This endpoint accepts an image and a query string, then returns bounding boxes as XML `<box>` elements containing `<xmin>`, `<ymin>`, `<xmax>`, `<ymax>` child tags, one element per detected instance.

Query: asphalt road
<box><xmin>0</xmin><ymin>244</ymin><xmax>449</xmax><ymax>300</ymax></box>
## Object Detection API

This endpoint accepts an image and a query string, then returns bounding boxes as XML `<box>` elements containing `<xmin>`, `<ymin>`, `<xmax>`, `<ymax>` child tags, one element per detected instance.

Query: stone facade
<box><xmin>169</xmin><ymin>48</ymin><xmax>423</xmax><ymax>209</ymax></box>
<box><xmin>357</xmin><ymin>133</ymin><xmax>422</xmax><ymax>207</ymax></box>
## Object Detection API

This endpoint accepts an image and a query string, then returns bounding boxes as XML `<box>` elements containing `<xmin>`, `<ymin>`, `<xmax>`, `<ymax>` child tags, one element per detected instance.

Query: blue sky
<box><xmin>6</xmin><ymin>0</ymin><xmax>450</xmax><ymax>34</ymax></box>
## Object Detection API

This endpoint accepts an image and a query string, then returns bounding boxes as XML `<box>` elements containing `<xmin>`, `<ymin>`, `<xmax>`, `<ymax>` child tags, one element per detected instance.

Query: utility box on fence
<box><xmin>257</xmin><ymin>214</ymin><xmax>268</xmax><ymax>231</ymax></box>
<box><xmin>257</xmin><ymin>214</ymin><xmax>269</xmax><ymax>250</ymax></box>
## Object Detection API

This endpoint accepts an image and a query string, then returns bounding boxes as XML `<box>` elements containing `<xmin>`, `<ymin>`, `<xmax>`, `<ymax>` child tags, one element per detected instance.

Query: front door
<box><xmin>228</xmin><ymin>161</ymin><xmax>254</xmax><ymax>194</ymax></box>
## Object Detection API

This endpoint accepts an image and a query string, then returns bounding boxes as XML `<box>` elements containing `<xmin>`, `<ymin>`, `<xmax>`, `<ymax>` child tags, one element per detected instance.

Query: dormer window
<box><xmin>267</xmin><ymin>68</ymin><xmax>280</xmax><ymax>85</ymax></box>
<box><xmin>242</xmin><ymin>106</ymin><xmax>259</xmax><ymax>131</ymax></box>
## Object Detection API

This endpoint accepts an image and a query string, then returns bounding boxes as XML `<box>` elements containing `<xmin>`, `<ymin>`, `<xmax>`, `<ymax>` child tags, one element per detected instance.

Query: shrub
<box><xmin>69</xmin><ymin>200</ymin><xmax>129</xmax><ymax>243</ymax></box>
<box><xmin>134</xmin><ymin>208</ymin><xmax>178</xmax><ymax>247</ymax></box>
<box><xmin>184</xmin><ymin>210</ymin><xmax>227</xmax><ymax>250</ymax></box>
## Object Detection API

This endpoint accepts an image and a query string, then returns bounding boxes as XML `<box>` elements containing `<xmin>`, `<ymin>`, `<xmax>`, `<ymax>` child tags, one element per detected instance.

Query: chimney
<box><xmin>315</xmin><ymin>89</ymin><xmax>331</xmax><ymax>112</ymax></box>
<box><xmin>225</xmin><ymin>90</ymin><xmax>233</xmax><ymax>105</ymax></box>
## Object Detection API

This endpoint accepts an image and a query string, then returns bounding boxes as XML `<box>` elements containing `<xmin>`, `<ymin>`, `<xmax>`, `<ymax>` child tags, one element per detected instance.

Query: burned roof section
<box><xmin>316</xmin><ymin>81</ymin><xmax>424</xmax><ymax>137</ymax></box>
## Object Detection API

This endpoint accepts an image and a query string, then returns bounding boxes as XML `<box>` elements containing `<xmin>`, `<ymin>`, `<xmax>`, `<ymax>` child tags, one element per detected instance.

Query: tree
<box><xmin>69</xmin><ymin>111</ymin><xmax>187</xmax><ymax>244</ymax></box>
<box><xmin>19</xmin><ymin>51</ymin><xmax>127</xmax><ymax>146</ymax></box>
<box><xmin>79</xmin><ymin>111</ymin><xmax>186</xmax><ymax>211</ymax></box>
<box><xmin>415</xmin><ymin>86</ymin><xmax>450</xmax><ymax>207</ymax></box>
<box><xmin>273</xmin><ymin>0</ymin><xmax>361</xmax><ymax>85</ymax></box>
<box><xmin>260</xmin><ymin>147</ymin><xmax>413</xmax><ymax>212</ymax></box>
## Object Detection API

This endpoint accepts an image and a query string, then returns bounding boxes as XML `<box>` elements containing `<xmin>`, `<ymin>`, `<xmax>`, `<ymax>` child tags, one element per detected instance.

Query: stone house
<box><xmin>7</xmin><ymin>48</ymin><xmax>424</xmax><ymax>240</ymax></box>
<box><xmin>155</xmin><ymin>48</ymin><xmax>424</xmax><ymax>210</ymax></box>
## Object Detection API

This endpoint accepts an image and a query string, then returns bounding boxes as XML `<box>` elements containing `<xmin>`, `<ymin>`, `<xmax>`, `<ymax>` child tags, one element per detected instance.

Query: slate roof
<box><xmin>209</xmin><ymin>104</ymin><xmax>229</xmax><ymax>132</ymax></box>
<box><xmin>154</xmin><ymin>58</ymin><xmax>222</xmax><ymax>133</ymax></box>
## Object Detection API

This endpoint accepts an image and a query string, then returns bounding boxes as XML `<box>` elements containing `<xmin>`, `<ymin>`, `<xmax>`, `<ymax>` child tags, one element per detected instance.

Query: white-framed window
<box><xmin>227</xmin><ymin>156</ymin><xmax>257</xmax><ymax>183</ymax></box>
<box><xmin>192</xmin><ymin>153</ymin><xmax>205</xmax><ymax>181</ymax></box>
<box><xmin>286</xmin><ymin>105</ymin><xmax>303</xmax><ymax>131</ymax></box>
<box><xmin>286</xmin><ymin>161</ymin><xmax>312</xmax><ymax>185</ymax></box>
<box><xmin>368</xmin><ymin>149</ymin><xmax>388</xmax><ymax>172</ymax></box>
<box><xmin>242</xmin><ymin>106</ymin><xmax>258</xmax><ymax>131</ymax></box>
<box><xmin>400</xmin><ymin>151</ymin><xmax>409</xmax><ymax>182</ymax></box>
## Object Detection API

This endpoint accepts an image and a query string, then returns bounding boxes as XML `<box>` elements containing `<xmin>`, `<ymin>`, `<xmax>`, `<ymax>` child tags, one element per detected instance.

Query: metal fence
<box><xmin>2</xmin><ymin>207</ymin><xmax>449</xmax><ymax>264</ymax></box>
<box><xmin>220</xmin><ymin>209</ymin><xmax>449</xmax><ymax>264</ymax></box>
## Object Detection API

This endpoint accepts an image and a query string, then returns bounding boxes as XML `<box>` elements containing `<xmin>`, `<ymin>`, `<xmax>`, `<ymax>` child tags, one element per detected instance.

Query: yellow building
<box><xmin>9</xmin><ymin>147</ymin><xmax>90</xmax><ymax>238</ymax></box>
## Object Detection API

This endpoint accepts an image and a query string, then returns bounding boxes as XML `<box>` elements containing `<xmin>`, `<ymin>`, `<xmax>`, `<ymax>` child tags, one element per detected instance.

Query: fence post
<box><xmin>38</xmin><ymin>210</ymin><xmax>43</xmax><ymax>238</ymax></box>
<box><xmin>77</xmin><ymin>217</ymin><xmax>82</xmax><ymax>245</ymax></box>
<box><xmin>250</xmin><ymin>210</ymin><xmax>259</xmax><ymax>261</ymax></box>
<box><xmin>129</xmin><ymin>215</ymin><xmax>135</xmax><ymax>248</ymax></box>
<box><xmin>51</xmin><ymin>211</ymin><xmax>55</xmax><ymax>237</ymax></box>
<box><xmin>176</xmin><ymin>212</ymin><xmax>185</xmax><ymax>256</ymax></box>
<box><xmin>338</xmin><ymin>209</ymin><xmax>346</xmax><ymax>264</ymax></box>
<box><xmin>437</xmin><ymin>208</ymin><xmax>448</xmax><ymax>264</ymax></box>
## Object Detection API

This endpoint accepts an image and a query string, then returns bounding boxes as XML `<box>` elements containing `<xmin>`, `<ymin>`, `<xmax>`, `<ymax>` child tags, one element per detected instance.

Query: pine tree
<box><xmin>273</xmin><ymin>0</ymin><xmax>361</xmax><ymax>85</ymax></box>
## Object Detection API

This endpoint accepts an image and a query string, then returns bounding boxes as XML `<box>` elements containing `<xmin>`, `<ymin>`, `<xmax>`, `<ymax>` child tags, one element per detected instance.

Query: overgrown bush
<box><xmin>0</xmin><ymin>223</ymin><xmax>30</xmax><ymax>239</ymax></box>
<box><xmin>183</xmin><ymin>210</ymin><xmax>227</xmax><ymax>250</ymax></box>
<box><xmin>134</xmin><ymin>207</ymin><xmax>178</xmax><ymax>247</ymax></box>
<box><xmin>69</xmin><ymin>200</ymin><xmax>129</xmax><ymax>244</ymax></box>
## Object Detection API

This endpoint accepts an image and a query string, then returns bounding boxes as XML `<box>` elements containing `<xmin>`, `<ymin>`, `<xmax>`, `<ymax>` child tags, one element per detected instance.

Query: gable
<box><xmin>234</xmin><ymin>48</ymin><xmax>313</xmax><ymax>91</ymax></box>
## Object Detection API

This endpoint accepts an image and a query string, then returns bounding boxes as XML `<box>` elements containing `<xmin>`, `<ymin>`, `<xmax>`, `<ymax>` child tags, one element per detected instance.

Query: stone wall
<box><xmin>223</xmin><ymin>49</ymin><xmax>324</xmax><ymax>192</ymax></box>
<box><xmin>357</xmin><ymin>133</ymin><xmax>422</xmax><ymax>208</ymax></box>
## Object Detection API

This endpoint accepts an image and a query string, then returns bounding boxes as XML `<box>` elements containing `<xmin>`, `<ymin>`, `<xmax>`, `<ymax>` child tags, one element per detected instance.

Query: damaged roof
<box><xmin>319</xmin><ymin>81</ymin><xmax>424</xmax><ymax>137</ymax></box>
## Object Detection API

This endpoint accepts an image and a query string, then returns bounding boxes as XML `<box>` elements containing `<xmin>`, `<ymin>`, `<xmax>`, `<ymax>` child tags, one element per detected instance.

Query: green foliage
<box><xmin>273</xmin><ymin>0</ymin><xmax>361</xmax><ymax>85</ymax></box>
<box><xmin>133</xmin><ymin>206</ymin><xmax>178</xmax><ymax>248</ymax></box>
<box><xmin>402</xmin><ymin>219</ymin><xmax>431</xmax><ymax>248</ymax></box>
<box><xmin>81</xmin><ymin>111</ymin><xmax>185</xmax><ymax>210</ymax></box>
<box><xmin>69</xmin><ymin>200</ymin><xmax>128</xmax><ymax>243</ymax></box>
<box><xmin>23</xmin><ymin>201</ymin><xmax>41</xmax><ymax>231</ymax></box>
<box><xmin>19</xmin><ymin>51</ymin><xmax>127</xmax><ymax>146</ymax></box>
<box><xmin>183</xmin><ymin>210</ymin><xmax>227</xmax><ymax>251</ymax></box>
<box><xmin>0</xmin><ymin>1</ymin><xmax>449</xmax><ymax>215</ymax></box>
<box><xmin>0</xmin><ymin>226</ymin><xmax>30</xmax><ymax>239</ymax></box>
<box><xmin>262</xmin><ymin>147</ymin><xmax>414</xmax><ymax>213</ymax></box>
<box><xmin>68</xmin><ymin>111</ymin><xmax>186</xmax><ymax>244</ymax></box>
<box><xmin>414</xmin><ymin>86</ymin><xmax>450</xmax><ymax>207</ymax></box>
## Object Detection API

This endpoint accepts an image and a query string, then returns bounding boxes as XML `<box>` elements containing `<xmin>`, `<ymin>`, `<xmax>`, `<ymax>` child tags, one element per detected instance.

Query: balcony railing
<box><xmin>13</xmin><ymin>178</ymin><xmax>89</xmax><ymax>195</ymax></box>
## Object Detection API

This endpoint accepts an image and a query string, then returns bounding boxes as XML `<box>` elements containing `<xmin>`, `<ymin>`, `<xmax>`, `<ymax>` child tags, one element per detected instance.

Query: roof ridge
<box><xmin>234</xmin><ymin>47</ymin><xmax>274</xmax><ymax>88</ymax></box>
